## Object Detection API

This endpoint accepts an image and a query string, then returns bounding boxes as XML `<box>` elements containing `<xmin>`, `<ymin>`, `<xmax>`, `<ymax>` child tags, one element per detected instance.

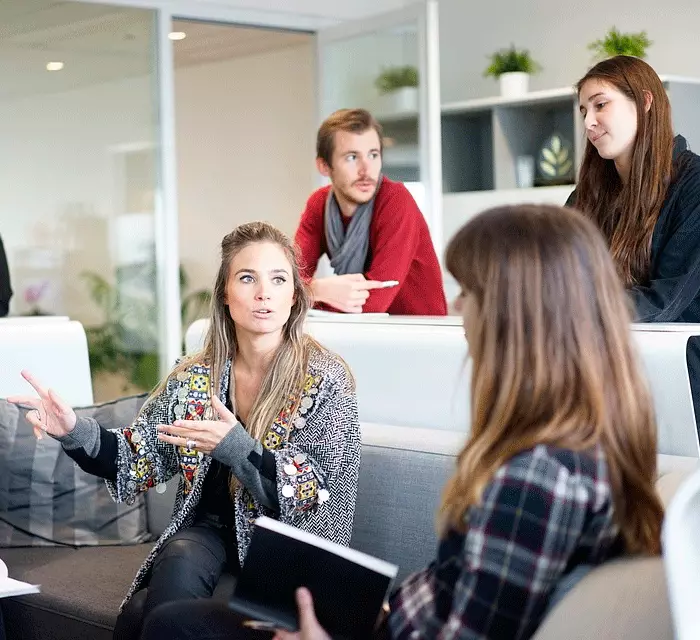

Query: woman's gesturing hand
<box><xmin>157</xmin><ymin>395</ymin><xmax>237</xmax><ymax>454</ymax></box>
<box><xmin>7</xmin><ymin>370</ymin><xmax>77</xmax><ymax>440</ymax></box>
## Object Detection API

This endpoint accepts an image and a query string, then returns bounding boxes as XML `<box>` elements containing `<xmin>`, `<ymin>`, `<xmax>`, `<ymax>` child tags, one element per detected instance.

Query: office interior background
<box><xmin>1</xmin><ymin>0</ymin><xmax>698</xmax><ymax>401</ymax></box>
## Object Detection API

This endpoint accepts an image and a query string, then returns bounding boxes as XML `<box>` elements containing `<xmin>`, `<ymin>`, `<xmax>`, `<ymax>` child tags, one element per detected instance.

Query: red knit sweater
<box><xmin>295</xmin><ymin>178</ymin><xmax>447</xmax><ymax>315</ymax></box>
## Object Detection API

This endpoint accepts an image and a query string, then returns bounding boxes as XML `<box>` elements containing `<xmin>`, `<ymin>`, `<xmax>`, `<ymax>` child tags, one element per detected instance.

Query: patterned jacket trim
<box><xmin>110</xmin><ymin>348</ymin><xmax>360</xmax><ymax>612</ymax></box>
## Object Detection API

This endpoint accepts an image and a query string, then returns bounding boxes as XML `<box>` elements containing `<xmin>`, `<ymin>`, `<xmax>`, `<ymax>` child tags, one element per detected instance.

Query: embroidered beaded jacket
<box><xmin>104</xmin><ymin>347</ymin><xmax>361</xmax><ymax>609</ymax></box>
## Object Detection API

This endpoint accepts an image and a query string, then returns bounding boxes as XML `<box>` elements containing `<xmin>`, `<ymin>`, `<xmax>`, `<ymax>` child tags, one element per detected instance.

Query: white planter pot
<box><xmin>499</xmin><ymin>72</ymin><xmax>529</xmax><ymax>98</ymax></box>
<box><xmin>387</xmin><ymin>86</ymin><xmax>418</xmax><ymax>113</ymax></box>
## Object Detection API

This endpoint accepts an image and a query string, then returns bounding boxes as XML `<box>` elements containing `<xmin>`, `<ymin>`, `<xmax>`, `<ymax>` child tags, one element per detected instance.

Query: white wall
<box><xmin>0</xmin><ymin>75</ymin><xmax>156</xmax><ymax>321</ymax></box>
<box><xmin>436</xmin><ymin>0</ymin><xmax>700</xmax><ymax>103</ymax></box>
<box><xmin>175</xmin><ymin>42</ymin><xmax>316</xmax><ymax>292</ymax></box>
<box><xmin>0</xmin><ymin>38</ymin><xmax>316</xmax><ymax>318</ymax></box>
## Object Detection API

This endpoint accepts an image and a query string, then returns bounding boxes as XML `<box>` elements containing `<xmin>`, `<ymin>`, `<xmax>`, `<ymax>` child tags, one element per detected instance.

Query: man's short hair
<box><xmin>316</xmin><ymin>108</ymin><xmax>384</xmax><ymax>167</ymax></box>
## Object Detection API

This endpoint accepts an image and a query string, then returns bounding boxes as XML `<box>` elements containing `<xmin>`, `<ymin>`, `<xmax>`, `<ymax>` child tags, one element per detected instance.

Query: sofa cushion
<box><xmin>0</xmin><ymin>545</ymin><xmax>151</xmax><ymax>627</ymax></box>
<box><xmin>532</xmin><ymin>556</ymin><xmax>673</xmax><ymax>640</ymax></box>
<box><xmin>0</xmin><ymin>545</ymin><xmax>236</xmax><ymax>639</ymax></box>
<box><xmin>351</xmin><ymin>439</ymin><xmax>455</xmax><ymax>583</ymax></box>
<box><xmin>0</xmin><ymin>395</ymin><xmax>150</xmax><ymax>547</ymax></box>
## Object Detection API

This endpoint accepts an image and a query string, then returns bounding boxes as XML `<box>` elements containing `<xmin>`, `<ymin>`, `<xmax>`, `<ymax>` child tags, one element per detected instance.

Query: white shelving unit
<box><xmin>442</xmin><ymin>87</ymin><xmax>582</xmax><ymax>193</ymax></box>
<box><xmin>375</xmin><ymin>74</ymin><xmax>700</xmax><ymax>207</ymax></box>
<box><xmin>373</xmin><ymin>76</ymin><xmax>700</xmax><ymax>302</ymax></box>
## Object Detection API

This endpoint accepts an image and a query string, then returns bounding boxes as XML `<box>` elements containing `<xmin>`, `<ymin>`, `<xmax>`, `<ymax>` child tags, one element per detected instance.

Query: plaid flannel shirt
<box><xmin>386</xmin><ymin>444</ymin><xmax>622</xmax><ymax>640</ymax></box>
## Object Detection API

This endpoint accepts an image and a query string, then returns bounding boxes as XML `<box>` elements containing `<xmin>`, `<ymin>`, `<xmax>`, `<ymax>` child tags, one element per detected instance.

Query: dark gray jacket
<box><xmin>567</xmin><ymin>135</ymin><xmax>700</xmax><ymax>428</ymax></box>
<box><xmin>0</xmin><ymin>234</ymin><xmax>12</xmax><ymax>317</ymax></box>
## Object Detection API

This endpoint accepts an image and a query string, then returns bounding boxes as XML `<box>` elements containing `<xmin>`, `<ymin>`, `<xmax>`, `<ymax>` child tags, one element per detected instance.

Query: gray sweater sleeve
<box><xmin>54</xmin><ymin>417</ymin><xmax>101</xmax><ymax>457</ymax></box>
<box><xmin>211</xmin><ymin>423</ymin><xmax>279</xmax><ymax>510</ymax></box>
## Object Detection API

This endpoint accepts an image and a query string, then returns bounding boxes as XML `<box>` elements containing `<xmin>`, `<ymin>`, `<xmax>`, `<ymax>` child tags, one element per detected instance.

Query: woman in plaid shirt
<box><xmin>276</xmin><ymin>203</ymin><xmax>664</xmax><ymax>640</ymax></box>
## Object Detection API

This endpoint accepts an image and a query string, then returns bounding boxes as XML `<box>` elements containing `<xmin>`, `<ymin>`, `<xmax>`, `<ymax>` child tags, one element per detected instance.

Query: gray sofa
<box><xmin>0</xmin><ymin>423</ymin><xmax>449</xmax><ymax>640</ymax></box>
<box><xmin>1</xmin><ymin>423</ymin><xmax>685</xmax><ymax>640</ymax></box>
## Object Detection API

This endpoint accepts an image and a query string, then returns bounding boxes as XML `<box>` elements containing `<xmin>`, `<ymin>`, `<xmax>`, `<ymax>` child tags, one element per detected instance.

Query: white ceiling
<box><xmin>0</xmin><ymin>2</ymin><xmax>156</xmax><ymax>100</ymax></box>
<box><xmin>79</xmin><ymin>0</ymin><xmax>410</xmax><ymax>23</ymax></box>
<box><xmin>172</xmin><ymin>19</ymin><xmax>312</xmax><ymax>68</ymax></box>
<box><xmin>0</xmin><ymin>1</ymin><xmax>314</xmax><ymax>100</ymax></box>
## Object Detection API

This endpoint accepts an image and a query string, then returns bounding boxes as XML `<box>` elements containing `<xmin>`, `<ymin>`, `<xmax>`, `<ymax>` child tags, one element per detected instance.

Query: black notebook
<box><xmin>229</xmin><ymin>516</ymin><xmax>398</xmax><ymax>639</ymax></box>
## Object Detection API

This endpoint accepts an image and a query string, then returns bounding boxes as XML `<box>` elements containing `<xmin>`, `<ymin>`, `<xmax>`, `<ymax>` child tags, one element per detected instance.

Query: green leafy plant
<box><xmin>588</xmin><ymin>27</ymin><xmax>652</xmax><ymax>60</ymax></box>
<box><xmin>374</xmin><ymin>65</ymin><xmax>419</xmax><ymax>94</ymax></box>
<box><xmin>180</xmin><ymin>268</ymin><xmax>212</xmax><ymax>333</ymax></box>
<box><xmin>82</xmin><ymin>266</ymin><xmax>211</xmax><ymax>392</ymax></box>
<box><xmin>484</xmin><ymin>45</ymin><xmax>541</xmax><ymax>78</ymax></box>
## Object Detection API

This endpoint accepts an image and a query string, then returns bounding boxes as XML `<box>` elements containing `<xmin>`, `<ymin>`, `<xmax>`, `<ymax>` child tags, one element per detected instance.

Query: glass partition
<box><xmin>0</xmin><ymin>1</ymin><xmax>164</xmax><ymax>401</ymax></box>
<box><xmin>316</xmin><ymin>2</ymin><xmax>443</xmax><ymax>252</ymax></box>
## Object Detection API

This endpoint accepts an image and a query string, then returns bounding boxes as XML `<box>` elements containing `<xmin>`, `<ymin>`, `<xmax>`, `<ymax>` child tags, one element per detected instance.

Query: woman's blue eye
<box><xmin>240</xmin><ymin>274</ymin><xmax>254</xmax><ymax>283</ymax></box>
<box><xmin>273</xmin><ymin>276</ymin><xmax>287</xmax><ymax>285</ymax></box>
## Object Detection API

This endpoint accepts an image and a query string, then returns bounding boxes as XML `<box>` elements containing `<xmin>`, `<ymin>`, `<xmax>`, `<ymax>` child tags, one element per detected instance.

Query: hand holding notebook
<box><xmin>229</xmin><ymin>517</ymin><xmax>397</xmax><ymax>639</ymax></box>
<box><xmin>271</xmin><ymin>587</ymin><xmax>331</xmax><ymax>640</ymax></box>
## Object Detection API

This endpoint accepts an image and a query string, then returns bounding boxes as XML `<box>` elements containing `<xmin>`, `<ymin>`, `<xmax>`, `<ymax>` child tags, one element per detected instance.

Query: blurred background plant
<box><xmin>374</xmin><ymin>65</ymin><xmax>419</xmax><ymax>94</ymax></box>
<box><xmin>483</xmin><ymin>44</ymin><xmax>541</xmax><ymax>77</ymax></box>
<box><xmin>588</xmin><ymin>27</ymin><xmax>652</xmax><ymax>60</ymax></box>
<box><xmin>82</xmin><ymin>265</ymin><xmax>211</xmax><ymax>394</ymax></box>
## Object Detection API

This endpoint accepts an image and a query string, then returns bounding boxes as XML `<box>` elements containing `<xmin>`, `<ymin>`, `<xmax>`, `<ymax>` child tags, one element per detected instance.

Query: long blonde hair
<box><xmin>154</xmin><ymin>222</ymin><xmax>326</xmax><ymax>491</ymax></box>
<box><xmin>441</xmin><ymin>204</ymin><xmax>662</xmax><ymax>555</ymax></box>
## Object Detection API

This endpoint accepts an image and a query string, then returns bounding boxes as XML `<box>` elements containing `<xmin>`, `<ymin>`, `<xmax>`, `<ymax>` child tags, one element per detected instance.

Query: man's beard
<box><xmin>337</xmin><ymin>179</ymin><xmax>377</xmax><ymax>206</ymax></box>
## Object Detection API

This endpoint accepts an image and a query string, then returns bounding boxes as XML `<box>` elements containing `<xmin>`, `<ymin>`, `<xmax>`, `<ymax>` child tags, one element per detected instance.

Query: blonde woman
<box><xmin>9</xmin><ymin>222</ymin><xmax>361</xmax><ymax>640</ymax></box>
<box><xmin>268</xmin><ymin>204</ymin><xmax>663</xmax><ymax>640</ymax></box>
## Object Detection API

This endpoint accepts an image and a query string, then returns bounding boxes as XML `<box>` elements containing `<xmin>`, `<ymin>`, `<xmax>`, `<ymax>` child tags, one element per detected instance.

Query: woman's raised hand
<box><xmin>7</xmin><ymin>370</ymin><xmax>77</xmax><ymax>440</ymax></box>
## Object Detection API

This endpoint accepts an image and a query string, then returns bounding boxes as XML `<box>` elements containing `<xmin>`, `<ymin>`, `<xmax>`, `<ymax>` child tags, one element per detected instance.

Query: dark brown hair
<box><xmin>574</xmin><ymin>55</ymin><xmax>673</xmax><ymax>286</ymax></box>
<box><xmin>316</xmin><ymin>108</ymin><xmax>383</xmax><ymax>167</ymax></box>
<box><xmin>442</xmin><ymin>203</ymin><xmax>662</xmax><ymax>555</ymax></box>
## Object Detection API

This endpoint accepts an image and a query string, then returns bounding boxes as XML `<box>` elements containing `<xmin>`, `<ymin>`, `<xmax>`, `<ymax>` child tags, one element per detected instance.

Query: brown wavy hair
<box><xmin>441</xmin><ymin>204</ymin><xmax>662</xmax><ymax>555</ymax></box>
<box><xmin>573</xmin><ymin>55</ymin><xmax>673</xmax><ymax>286</ymax></box>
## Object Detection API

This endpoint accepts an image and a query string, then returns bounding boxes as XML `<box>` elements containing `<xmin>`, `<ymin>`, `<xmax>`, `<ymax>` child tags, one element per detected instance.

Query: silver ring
<box><xmin>31</xmin><ymin>410</ymin><xmax>47</xmax><ymax>432</ymax></box>
<box><xmin>186</xmin><ymin>439</ymin><xmax>197</xmax><ymax>449</ymax></box>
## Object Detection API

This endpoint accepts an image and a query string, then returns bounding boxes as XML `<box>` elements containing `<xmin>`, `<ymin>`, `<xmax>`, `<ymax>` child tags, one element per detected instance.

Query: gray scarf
<box><xmin>324</xmin><ymin>176</ymin><xmax>383</xmax><ymax>275</ymax></box>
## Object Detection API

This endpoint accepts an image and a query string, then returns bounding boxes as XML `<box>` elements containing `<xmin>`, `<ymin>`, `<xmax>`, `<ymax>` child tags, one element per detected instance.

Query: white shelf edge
<box><xmin>659</xmin><ymin>74</ymin><xmax>700</xmax><ymax>86</ymax></box>
<box><xmin>375</xmin><ymin>110</ymin><xmax>419</xmax><ymax>123</ymax></box>
<box><xmin>442</xmin><ymin>87</ymin><xmax>576</xmax><ymax>114</ymax></box>
<box><xmin>443</xmin><ymin>184</ymin><xmax>575</xmax><ymax>201</ymax></box>
<box><xmin>372</xmin><ymin>76</ymin><xmax>700</xmax><ymax>122</ymax></box>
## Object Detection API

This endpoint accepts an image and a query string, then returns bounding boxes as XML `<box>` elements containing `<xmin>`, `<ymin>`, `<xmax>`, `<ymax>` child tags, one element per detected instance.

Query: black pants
<box><xmin>113</xmin><ymin>521</ymin><xmax>237</xmax><ymax>640</ymax></box>
<box><xmin>141</xmin><ymin>600</ymin><xmax>271</xmax><ymax>640</ymax></box>
<box><xmin>140</xmin><ymin>598</ymin><xmax>391</xmax><ymax>640</ymax></box>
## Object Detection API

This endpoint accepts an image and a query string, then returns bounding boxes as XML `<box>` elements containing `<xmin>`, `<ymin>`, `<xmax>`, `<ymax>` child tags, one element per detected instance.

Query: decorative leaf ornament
<box><xmin>538</xmin><ymin>134</ymin><xmax>573</xmax><ymax>180</ymax></box>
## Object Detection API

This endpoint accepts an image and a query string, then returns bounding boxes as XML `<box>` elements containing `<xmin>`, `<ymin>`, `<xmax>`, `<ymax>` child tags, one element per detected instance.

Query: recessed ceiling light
<box><xmin>46</xmin><ymin>61</ymin><xmax>64</xmax><ymax>71</ymax></box>
<box><xmin>168</xmin><ymin>31</ymin><xmax>186</xmax><ymax>41</ymax></box>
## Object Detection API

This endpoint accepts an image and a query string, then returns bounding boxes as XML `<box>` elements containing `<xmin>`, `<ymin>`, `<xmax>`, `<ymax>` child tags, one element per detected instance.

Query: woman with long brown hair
<box><xmin>568</xmin><ymin>54</ymin><xmax>700</xmax><ymax>428</ymax></box>
<box><xmin>9</xmin><ymin>221</ymin><xmax>361</xmax><ymax>640</ymax></box>
<box><xmin>381</xmin><ymin>204</ymin><xmax>663</xmax><ymax>639</ymax></box>
<box><xmin>145</xmin><ymin>204</ymin><xmax>663</xmax><ymax>640</ymax></box>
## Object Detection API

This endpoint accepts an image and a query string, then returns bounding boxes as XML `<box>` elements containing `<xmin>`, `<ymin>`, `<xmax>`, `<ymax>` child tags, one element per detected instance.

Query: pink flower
<box><xmin>24</xmin><ymin>281</ymin><xmax>49</xmax><ymax>305</ymax></box>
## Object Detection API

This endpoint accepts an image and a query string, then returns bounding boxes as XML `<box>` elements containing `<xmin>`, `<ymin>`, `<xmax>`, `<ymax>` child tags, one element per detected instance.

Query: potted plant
<box><xmin>82</xmin><ymin>265</ymin><xmax>211</xmax><ymax>400</ymax></box>
<box><xmin>484</xmin><ymin>45</ymin><xmax>541</xmax><ymax>98</ymax></box>
<box><xmin>374</xmin><ymin>65</ymin><xmax>419</xmax><ymax>113</ymax></box>
<box><xmin>588</xmin><ymin>27</ymin><xmax>652</xmax><ymax>60</ymax></box>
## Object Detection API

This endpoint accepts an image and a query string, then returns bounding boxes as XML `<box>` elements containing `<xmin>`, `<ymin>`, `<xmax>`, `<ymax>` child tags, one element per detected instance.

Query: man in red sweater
<box><xmin>294</xmin><ymin>108</ymin><xmax>447</xmax><ymax>315</ymax></box>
